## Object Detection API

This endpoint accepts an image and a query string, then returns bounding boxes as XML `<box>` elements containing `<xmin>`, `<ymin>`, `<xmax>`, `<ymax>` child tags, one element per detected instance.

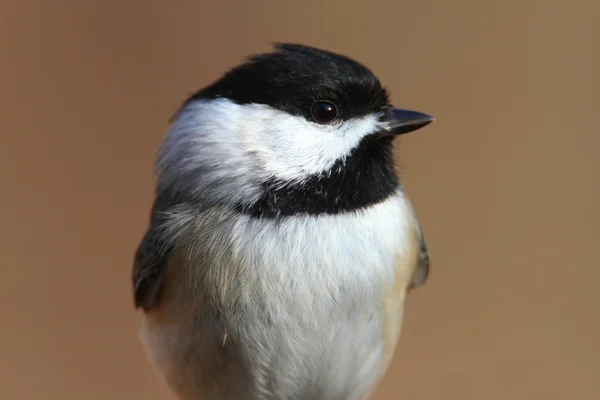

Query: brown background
<box><xmin>1</xmin><ymin>1</ymin><xmax>598</xmax><ymax>399</ymax></box>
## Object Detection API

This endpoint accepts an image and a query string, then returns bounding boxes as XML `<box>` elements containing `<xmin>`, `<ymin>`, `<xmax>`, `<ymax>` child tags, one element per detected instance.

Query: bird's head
<box><xmin>158</xmin><ymin>43</ymin><xmax>433</xmax><ymax>217</ymax></box>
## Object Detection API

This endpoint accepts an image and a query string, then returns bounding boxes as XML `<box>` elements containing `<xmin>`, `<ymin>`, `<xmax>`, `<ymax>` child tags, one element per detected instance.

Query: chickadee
<box><xmin>133</xmin><ymin>43</ymin><xmax>433</xmax><ymax>400</ymax></box>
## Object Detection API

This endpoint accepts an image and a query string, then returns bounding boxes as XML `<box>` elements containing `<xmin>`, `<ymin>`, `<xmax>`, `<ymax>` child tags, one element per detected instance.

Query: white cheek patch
<box><xmin>156</xmin><ymin>98</ymin><xmax>381</xmax><ymax>205</ymax></box>
<box><xmin>232</xmin><ymin>101</ymin><xmax>381</xmax><ymax>182</ymax></box>
<box><xmin>250</xmin><ymin>110</ymin><xmax>380</xmax><ymax>182</ymax></box>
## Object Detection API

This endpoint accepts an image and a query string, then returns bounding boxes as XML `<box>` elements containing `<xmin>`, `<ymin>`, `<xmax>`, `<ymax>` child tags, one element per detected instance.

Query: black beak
<box><xmin>379</xmin><ymin>108</ymin><xmax>435</xmax><ymax>136</ymax></box>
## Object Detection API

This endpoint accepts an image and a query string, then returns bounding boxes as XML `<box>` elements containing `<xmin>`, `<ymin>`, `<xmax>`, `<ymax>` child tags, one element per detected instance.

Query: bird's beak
<box><xmin>378</xmin><ymin>108</ymin><xmax>435</xmax><ymax>136</ymax></box>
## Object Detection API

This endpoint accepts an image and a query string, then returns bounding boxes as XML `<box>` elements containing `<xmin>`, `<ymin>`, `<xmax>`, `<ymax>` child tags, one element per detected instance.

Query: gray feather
<box><xmin>409</xmin><ymin>227</ymin><xmax>430</xmax><ymax>289</ymax></box>
<box><xmin>132</xmin><ymin>189</ymin><xmax>185</xmax><ymax>310</ymax></box>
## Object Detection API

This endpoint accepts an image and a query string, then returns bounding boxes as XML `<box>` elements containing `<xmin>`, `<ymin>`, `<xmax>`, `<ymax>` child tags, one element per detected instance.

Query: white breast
<box><xmin>140</xmin><ymin>191</ymin><xmax>417</xmax><ymax>400</ymax></box>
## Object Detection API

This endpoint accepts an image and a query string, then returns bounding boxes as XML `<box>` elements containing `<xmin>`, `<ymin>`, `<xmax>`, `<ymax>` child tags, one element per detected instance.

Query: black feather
<box><xmin>235</xmin><ymin>135</ymin><xmax>398</xmax><ymax>217</ymax></box>
<box><xmin>183</xmin><ymin>43</ymin><xmax>390</xmax><ymax>122</ymax></box>
<box><xmin>182</xmin><ymin>43</ymin><xmax>400</xmax><ymax>217</ymax></box>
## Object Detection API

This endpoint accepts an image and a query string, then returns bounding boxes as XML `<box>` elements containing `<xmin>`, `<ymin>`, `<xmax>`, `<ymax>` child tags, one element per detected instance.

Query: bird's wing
<box><xmin>367</xmin><ymin>217</ymin><xmax>431</xmax><ymax>400</ymax></box>
<box><xmin>408</xmin><ymin>226</ymin><xmax>430</xmax><ymax>290</ymax></box>
<box><xmin>132</xmin><ymin>193</ymin><xmax>178</xmax><ymax>311</ymax></box>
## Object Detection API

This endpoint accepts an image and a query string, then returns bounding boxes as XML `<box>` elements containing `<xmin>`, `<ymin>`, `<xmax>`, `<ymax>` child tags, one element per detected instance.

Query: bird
<box><xmin>132</xmin><ymin>42</ymin><xmax>433</xmax><ymax>400</ymax></box>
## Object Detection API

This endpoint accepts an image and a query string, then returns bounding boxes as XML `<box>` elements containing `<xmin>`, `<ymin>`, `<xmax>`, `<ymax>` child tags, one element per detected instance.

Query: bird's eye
<box><xmin>311</xmin><ymin>101</ymin><xmax>338</xmax><ymax>123</ymax></box>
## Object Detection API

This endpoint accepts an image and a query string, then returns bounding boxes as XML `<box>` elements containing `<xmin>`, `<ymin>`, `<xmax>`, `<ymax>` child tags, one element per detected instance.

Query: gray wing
<box><xmin>132</xmin><ymin>192</ymin><xmax>178</xmax><ymax>311</ymax></box>
<box><xmin>408</xmin><ymin>228</ymin><xmax>430</xmax><ymax>290</ymax></box>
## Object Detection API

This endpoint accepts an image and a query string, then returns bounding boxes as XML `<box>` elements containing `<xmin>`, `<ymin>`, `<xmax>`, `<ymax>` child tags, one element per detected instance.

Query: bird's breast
<box><xmin>141</xmin><ymin>191</ymin><xmax>420</xmax><ymax>400</ymax></box>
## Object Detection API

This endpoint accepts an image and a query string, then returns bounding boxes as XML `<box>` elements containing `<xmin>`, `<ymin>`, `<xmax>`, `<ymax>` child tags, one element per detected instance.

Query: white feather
<box><xmin>140</xmin><ymin>192</ymin><xmax>417</xmax><ymax>400</ymax></box>
<box><xmin>142</xmin><ymin>97</ymin><xmax>418</xmax><ymax>400</ymax></box>
<box><xmin>157</xmin><ymin>98</ymin><xmax>381</xmax><ymax>205</ymax></box>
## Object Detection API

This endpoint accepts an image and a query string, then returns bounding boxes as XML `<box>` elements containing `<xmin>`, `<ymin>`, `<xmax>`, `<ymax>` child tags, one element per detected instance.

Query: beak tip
<box><xmin>423</xmin><ymin>115</ymin><xmax>435</xmax><ymax>126</ymax></box>
<box><xmin>417</xmin><ymin>112</ymin><xmax>435</xmax><ymax>124</ymax></box>
<box><xmin>384</xmin><ymin>108</ymin><xmax>435</xmax><ymax>135</ymax></box>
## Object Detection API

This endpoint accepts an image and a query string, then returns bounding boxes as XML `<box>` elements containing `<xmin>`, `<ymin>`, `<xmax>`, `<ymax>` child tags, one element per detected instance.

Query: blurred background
<box><xmin>1</xmin><ymin>1</ymin><xmax>598</xmax><ymax>399</ymax></box>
